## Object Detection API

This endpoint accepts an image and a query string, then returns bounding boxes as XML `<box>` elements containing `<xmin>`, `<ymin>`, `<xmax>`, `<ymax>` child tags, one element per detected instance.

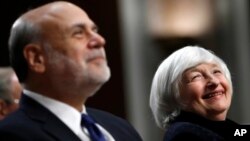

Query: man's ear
<box><xmin>23</xmin><ymin>44</ymin><xmax>46</xmax><ymax>73</ymax></box>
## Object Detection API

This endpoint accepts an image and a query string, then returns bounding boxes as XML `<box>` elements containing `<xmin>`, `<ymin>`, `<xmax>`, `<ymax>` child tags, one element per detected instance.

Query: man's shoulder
<box><xmin>86</xmin><ymin>107</ymin><xmax>143</xmax><ymax>141</ymax></box>
<box><xmin>0</xmin><ymin>109</ymin><xmax>32</xmax><ymax>129</ymax></box>
<box><xmin>0</xmin><ymin>110</ymin><xmax>37</xmax><ymax>140</ymax></box>
<box><xmin>86</xmin><ymin>107</ymin><xmax>128</xmax><ymax>124</ymax></box>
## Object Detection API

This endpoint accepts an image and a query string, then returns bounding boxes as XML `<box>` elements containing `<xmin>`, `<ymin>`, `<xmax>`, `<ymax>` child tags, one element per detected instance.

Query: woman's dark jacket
<box><xmin>163</xmin><ymin>111</ymin><xmax>239</xmax><ymax>141</ymax></box>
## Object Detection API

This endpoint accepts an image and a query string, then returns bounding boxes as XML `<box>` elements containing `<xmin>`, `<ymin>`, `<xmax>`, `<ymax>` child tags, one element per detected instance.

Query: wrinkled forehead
<box><xmin>18</xmin><ymin>2</ymin><xmax>96</xmax><ymax>44</ymax></box>
<box><xmin>44</xmin><ymin>3</ymin><xmax>90</xmax><ymax>22</ymax></box>
<box><xmin>183</xmin><ymin>62</ymin><xmax>220</xmax><ymax>73</ymax></box>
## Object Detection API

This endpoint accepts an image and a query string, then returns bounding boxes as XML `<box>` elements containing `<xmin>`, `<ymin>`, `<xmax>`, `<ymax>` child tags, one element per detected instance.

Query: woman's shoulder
<box><xmin>163</xmin><ymin>122</ymin><xmax>224</xmax><ymax>141</ymax></box>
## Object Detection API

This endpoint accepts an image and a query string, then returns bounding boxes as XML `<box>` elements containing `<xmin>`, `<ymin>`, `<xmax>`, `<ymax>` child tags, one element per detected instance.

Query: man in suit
<box><xmin>0</xmin><ymin>1</ymin><xmax>142</xmax><ymax>141</ymax></box>
<box><xmin>0</xmin><ymin>67</ymin><xmax>22</xmax><ymax>120</ymax></box>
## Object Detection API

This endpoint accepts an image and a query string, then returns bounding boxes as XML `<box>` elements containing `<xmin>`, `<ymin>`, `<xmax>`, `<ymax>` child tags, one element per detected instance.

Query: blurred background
<box><xmin>0</xmin><ymin>0</ymin><xmax>249</xmax><ymax>141</ymax></box>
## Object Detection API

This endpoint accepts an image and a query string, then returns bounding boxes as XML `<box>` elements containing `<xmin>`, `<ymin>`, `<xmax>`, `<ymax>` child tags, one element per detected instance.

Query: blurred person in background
<box><xmin>0</xmin><ymin>1</ymin><xmax>142</xmax><ymax>141</ymax></box>
<box><xmin>0</xmin><ymin>67</ymin><xmax>22</xmax><ymax>120</ymax></box>
<box><xmin>150</xmin><ymin>46</ymin><xmax>239</xmax><ymax>141</ymax></box>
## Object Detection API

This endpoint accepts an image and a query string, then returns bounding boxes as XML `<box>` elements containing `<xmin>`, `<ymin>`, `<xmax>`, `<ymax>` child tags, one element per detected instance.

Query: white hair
<box><xmin>149</xmin><ymin>46</ymin><xmax>232</xmax><ymax>129</ymax></box>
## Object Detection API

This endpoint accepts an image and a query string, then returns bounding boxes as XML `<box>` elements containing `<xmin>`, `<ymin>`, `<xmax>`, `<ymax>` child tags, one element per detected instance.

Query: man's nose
<box><xmin>88</xmin><ymin>32</ymin><xmax>106</xmax><ymax>49</ymax></box>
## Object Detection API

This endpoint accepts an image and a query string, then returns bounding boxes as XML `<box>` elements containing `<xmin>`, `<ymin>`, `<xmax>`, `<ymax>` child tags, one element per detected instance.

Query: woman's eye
<box><xmin>213</xmin><ymin>70</ymin><xmax>222</xmax><ymax>74</ymax></box>
<box><xmin>187</xmin><ymin>73</ymin><xmax>203</xmax><ymax>82</ymax></box>
<box><xmin>192</xmin><ymin>74</ymin><xmax>202</xmax><ymax>80</ymax></box>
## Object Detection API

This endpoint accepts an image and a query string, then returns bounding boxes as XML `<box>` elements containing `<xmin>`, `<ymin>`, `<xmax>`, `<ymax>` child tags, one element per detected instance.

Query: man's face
<box><xmin>42</xmin><ymin>4</ymin><xmax>110</xmax><ymax>94</ymax></box>
<box><xmin>8</xmin><ymin>73</ymin><xmax>22</xmax><ymax>113</ymax></box>
<box><xmin>0</xmin><ymin>73</ymin><xmax>22</xmax><ymax>120</ymax></box>
<box><xmin>179</xmin><ymin>63</ymin><xmax>232</xmax><ymax>120</ymax></box>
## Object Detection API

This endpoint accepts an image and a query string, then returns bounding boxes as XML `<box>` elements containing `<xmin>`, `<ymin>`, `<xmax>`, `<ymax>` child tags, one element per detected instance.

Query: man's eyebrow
<box><xmin>71</xmin><ymin>23</ymin><xmax>98</xmax><ymax>31</ymax></box>
<box><xmin>71</xmin><ymin>23</ymin><xmax>86</xmax><ymax>30</ymax></box>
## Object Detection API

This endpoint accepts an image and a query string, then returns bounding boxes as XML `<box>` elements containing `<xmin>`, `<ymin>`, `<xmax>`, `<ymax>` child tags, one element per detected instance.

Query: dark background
<box><xmin>0</xmin><ymin>0</ymin><xmax>126</xmax><ymax>118</ymax></box>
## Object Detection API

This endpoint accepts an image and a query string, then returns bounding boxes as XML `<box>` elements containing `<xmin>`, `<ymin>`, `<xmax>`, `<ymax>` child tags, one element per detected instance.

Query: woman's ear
<box><xmin>23</xmin><ymin>44</ymin><xmax>46</xmax><ymax>73</ymax></box>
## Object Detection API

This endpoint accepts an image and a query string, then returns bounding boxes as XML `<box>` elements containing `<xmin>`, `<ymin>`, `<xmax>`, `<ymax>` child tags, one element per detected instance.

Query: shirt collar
<box><xmin>23</xmin><ymin>89</ymin><xmax>85</xmax><ymax>136</ymax></box>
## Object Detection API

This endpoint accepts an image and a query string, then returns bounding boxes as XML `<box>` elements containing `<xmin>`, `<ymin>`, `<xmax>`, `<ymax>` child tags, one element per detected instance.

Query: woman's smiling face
<box><xmin>179</xmin><ymin>62</ymin><xmax>232</xmax><ymax>121</ymax></box>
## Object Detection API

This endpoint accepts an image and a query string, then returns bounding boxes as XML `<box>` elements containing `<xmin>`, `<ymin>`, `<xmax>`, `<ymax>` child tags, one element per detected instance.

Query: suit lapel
<box><xmin>20</xmin><ymin>94</ymin><xmax>81</xmax><ymax>141</ymax></box>
<box><xmin>42</xmin><ymin>117</ymin><xmax>81</xmax><ymax>141</ymax></box>
<box><xmin>87</xmin><ymin>108</ymin><xmax>121</xmax><ymax>140</ymax></box>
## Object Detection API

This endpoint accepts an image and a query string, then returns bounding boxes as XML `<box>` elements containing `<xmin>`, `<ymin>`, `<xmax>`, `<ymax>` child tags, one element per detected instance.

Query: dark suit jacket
<box><xmin>163</xmin><ymin>111</ymin><xmax>239</xmax><ymax>141</ymax></box>
<box><xmin>0</xmin><ymin>94</ymin><xmax>142</xmax><ymax>141</ymax></box>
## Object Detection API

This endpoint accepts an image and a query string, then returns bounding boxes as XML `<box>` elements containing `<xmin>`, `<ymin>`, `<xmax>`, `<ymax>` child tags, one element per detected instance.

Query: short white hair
<box><xmin>149</xmin><ymin>46</ymin><xmax>232</xmax><ymax>129</ymax></box>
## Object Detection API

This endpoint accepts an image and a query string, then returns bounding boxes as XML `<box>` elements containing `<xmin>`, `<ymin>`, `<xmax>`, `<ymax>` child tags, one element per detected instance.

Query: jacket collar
<box><xmin>20</xmin><ymin>94</ymin><xmax>81</xmax><ymax>141</ymax></box>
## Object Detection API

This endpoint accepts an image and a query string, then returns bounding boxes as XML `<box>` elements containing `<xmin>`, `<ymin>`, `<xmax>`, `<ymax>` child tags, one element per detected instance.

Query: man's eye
<box><xmin>73</xmin><ymin>30</ymin><xmax>84</xmax><ymax>38</ymax></box>
<box><xmin>93</xmin><ymin>26</ymin><xmax>99</xmax><ymax>33</ymax></box>
<box><xmin>74</xmin><ymin>30</ymin><xmax>83</xmax><ymax>35</ymax></box>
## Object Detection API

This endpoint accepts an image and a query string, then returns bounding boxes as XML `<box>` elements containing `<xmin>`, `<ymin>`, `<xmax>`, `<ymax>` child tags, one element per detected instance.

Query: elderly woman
<box><xmin>150</xmin><ymin>46</ymin><xmax>238</xmax><ymax>141</ymax></box>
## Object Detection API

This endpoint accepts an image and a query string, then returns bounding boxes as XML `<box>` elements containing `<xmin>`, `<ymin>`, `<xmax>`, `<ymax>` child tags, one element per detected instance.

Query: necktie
<box><xmin>81</xmin><ymin>114</ymin><xmax>106</xmax><ymax>141</ymax></box>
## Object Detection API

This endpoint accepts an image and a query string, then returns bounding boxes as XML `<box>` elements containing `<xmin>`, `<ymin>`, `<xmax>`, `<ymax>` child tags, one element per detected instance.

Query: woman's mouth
<box><xmin>203</xmin><ymin>91</ymin><xmax>224</xmax><ymax>99</ymax></box>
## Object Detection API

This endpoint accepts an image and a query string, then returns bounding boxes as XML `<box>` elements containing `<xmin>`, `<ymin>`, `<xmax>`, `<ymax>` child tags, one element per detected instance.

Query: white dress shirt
<box><xmin>23</xmin><ymin>89</ymin><xmax>115</xmax><ymax>141</ymax></box>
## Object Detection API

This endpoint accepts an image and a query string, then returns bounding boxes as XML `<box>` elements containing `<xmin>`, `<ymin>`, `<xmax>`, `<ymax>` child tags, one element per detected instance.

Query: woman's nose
<box><xmin>206</xmin><ymin>75</ymin><xmax>219</xmax><ymax>88</ymax></box>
